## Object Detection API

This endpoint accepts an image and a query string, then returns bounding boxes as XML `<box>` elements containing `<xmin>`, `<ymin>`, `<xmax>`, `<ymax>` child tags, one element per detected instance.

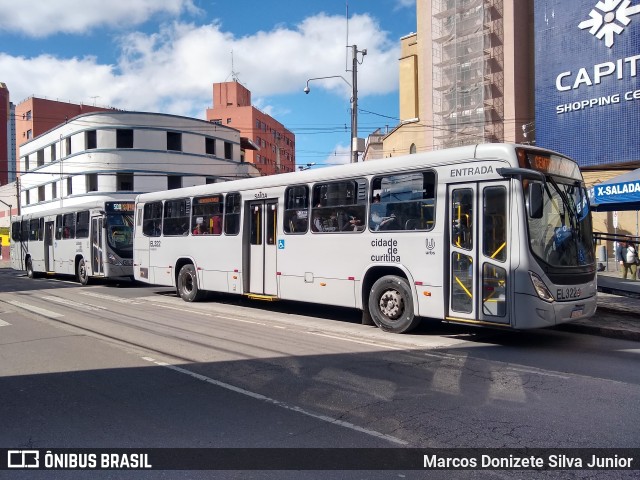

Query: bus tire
<box><xmin>368</xmin><ymin>275</ymin><xmax>419</xmax><ymax>333</ymax></box>
<box><xmin>26</xmin><ymin>258</ymin><xmax>37</xmax><ymax>279</ymax></box>
<box><xmin>177</xmin><ymin>264</ymin><xmax>204</xmax><ymax>302</ymax></box>
<box><xmin>76</xmin><ymin>258</ymin><xmax>90</xmax><ymax>285</ymax></box>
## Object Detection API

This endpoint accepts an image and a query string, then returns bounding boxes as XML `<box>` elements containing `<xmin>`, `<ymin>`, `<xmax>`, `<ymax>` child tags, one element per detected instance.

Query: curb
<box><xmin>557</xmin><ymin>322</ymin><xmax>640</xmax><ymax>342</ymax></box>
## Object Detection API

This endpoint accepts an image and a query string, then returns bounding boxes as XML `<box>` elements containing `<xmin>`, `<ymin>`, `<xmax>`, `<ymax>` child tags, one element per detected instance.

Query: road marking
<box><xmin>0</xmin><ymin>319</ymin><xmax>11</xmax><ymax>327</ymax></box>
<box><xmin>5</xmin><ymin>300</ymin><xmax>63</xmax><ymax>318</ymax></box>
<box><xmin>506</xmin><ymin>366</ymin><xmax>570</xmax><ymax>379</ymax></box>
<box><xmin>141</xmin><ymin>356</ymin><xmax>408</xmax><ymax>446</ymax></box>
<box><xmin>77</xmin><ymin>291</ymin><xmax>142</xmax><ymax>304</ymax></box>
<box><xmin>41</xmin><ymin>296</ymin><xmax>108</xmax><ymax>312</ymax></box>
<box><xmin>306</xmin><ymin>331</ymin><xmax>404</xmax><ymax>351</ymax></box>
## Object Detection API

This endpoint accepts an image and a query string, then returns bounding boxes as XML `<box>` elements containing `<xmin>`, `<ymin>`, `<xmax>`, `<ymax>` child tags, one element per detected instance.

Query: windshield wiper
<box><xmin>546</xmin><ymin>175</ymin><xmax>578</xmax><ymax>231</ymax></box>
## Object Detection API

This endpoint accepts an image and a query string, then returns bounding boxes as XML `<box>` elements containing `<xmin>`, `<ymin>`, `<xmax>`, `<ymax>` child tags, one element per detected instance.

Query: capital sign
<box><xmin>579</xmin><ymin>0</ymin><xmax>640</xmax><ymax>48</ymax></box>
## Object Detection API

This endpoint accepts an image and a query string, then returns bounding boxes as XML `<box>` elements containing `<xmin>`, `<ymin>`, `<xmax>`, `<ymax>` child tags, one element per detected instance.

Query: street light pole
<box><xmin>350</xmin><ymin>45</ymin><xmax>358</xmax><ymax>164</ymax></box>
<box><xmin>304</xmin><ymin>44</ymin><xmax>365</xmax><ymax>164</ymax></box>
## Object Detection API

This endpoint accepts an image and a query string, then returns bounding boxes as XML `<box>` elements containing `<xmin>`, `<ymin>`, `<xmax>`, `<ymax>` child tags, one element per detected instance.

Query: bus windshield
<box><xmin>528</xmin><ymin>178</ymin><xmax>594</xmax><ymax>268</ymax></box>
<box><xmin>106</xmin><ymin>213</ymin><xmax>134</xmax><ymax>259</ymax></box>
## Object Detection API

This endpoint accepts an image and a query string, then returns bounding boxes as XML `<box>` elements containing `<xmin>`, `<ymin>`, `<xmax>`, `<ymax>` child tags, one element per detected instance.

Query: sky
<box><xmin>0</xmin><ymin>0</ymin><xmax>416</xmax><ymax>168</ymax></box>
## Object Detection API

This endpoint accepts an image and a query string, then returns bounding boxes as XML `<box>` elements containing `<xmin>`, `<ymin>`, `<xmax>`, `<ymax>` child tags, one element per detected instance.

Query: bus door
<box><xmin>44</xmin><ymin>221</ymin><xmax>54</xmax><ymax>272</ymax></box>
<box><xmin>91</xmin><ymin>217</ymin><xmax>104</xmax><ymax>276</ymax></box>
<box><xmin>247</xmin><ymin>200</ymin><xmax>278</xmax><ymax>296</ymax></box>
<box><xmin>447</xmin><ymin>182</ymin><xmax>510</xmax><ymax>325</ymax></box>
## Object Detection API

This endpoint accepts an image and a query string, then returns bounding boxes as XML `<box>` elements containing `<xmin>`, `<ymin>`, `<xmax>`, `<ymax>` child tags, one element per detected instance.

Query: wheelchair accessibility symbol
<box><xmin>278</xmin><ymin>239</ymin><xmax>285</xmax><ymax>249</ymax></box>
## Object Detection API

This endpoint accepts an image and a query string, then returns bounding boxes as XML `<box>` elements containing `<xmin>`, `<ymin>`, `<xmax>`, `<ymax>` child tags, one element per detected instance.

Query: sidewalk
<box><xmin>1</xmin><ymin>259</ymin><xmax>639</xmax><ymax>341</ymax></box>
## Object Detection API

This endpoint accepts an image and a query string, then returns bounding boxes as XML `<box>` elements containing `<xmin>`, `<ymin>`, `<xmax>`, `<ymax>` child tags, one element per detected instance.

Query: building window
<box><xmin>86</xmin><ymin>173</ymin><xmax>98</xmax><ymax>192</ymax></box>
<box><xmin>25</xmin><ymin>110</ymin><xmax>32</xmax><ymax>121</ymax></box>
<box><xmin>38</xmin><ymin>186</ymin><xmax>45</xmax><ymax>202</ymax></box>
<box><xmin>51</xmin><ymin>144</ymin><xmax>56</xmax><ymax>161</ymax></box>
<box><xmin>52</xmin><ymin>182</ymin><xmax>57</xmax><ymax>199</ymax></box>
<box><xmin>167</xmin><ymin>131</ymin><xmax>182</xmax><ymax>152</ymax></box>
<box><xmin>116</xmin><ymin>129</ymin><xmax>134</xmax><ymax>148</ymax></box>
<box><xmin>67</xmin><ymin>177</ymin><xmax>73</xmax><ymax>196</ymax></box>
<box><xmin>205</xmin><ymin>137</ymin><xmax>216</xmax><ymax>155</ymax></box>
<box><xmin>205</xmin><ymin>177</ymin><xmax>216</xmax><ymax>184</ymax></box>
<box><xmin>65</xmin><ymin>137</ymin><xmax>71</xmax><ymax>155</ymax></box>
<box><xmin>410</xmin><ymin>143</ymin><xmax>417</xmax><ymax>154</ymax></box>
<box><xmin>26</xmin><ymin>129</ymin><xmax>32</xmax><ymax>139</ymax></box>
<box><xmin>167</xmin><ymin>175</ymin><xmax>182</xmax><ymax>190</ymax></box>
<box><xmin>86</xmin><ymin>130</ymin><xmax>97</xmax><ymax>150</ymax></box>
<box><xmin>224</xmin><ymin>141</ymin><xmax>233</xmax><ymax>160</ymax></box>
<box><xmin>25</xmin><ymin>190</ymin><xmax>30</xmax><ymax>205</ymax></box>
<box><xmin>24</xmin><ymin>155</ymin><xmax>29</xmax><ymax>171</ymax></box>
<box><xmin>226</xmin><ymin>118</ymin><xmax>232</xmax><ymax>124</ymax></box>
<box><xmin>117</xmin><ymin>173</ymin><xmax>134</xmax><ymax>191</ymax></box>
<box><xmin>37</xmin><ymin>149</ymin><xmax>44</xmax><ymax>167</ymax></box>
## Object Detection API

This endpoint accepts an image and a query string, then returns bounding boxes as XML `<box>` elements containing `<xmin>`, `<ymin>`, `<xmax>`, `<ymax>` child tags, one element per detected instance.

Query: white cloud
<box><xmin>322</xmin><ymin>143</ymin><xmax>352</xmax><ymax>166</ymax></box>
<box><xmin>0</xmin><ymin>13</ymin><xmax>399</xmax><ymax>119</ymax></box>
<box><xmin>0</xmin><ymin>0</ymin><xmax>199</xmax><ymax>37</ymax></box>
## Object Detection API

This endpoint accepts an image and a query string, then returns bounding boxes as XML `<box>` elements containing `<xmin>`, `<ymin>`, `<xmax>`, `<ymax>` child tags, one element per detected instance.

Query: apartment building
<box><xmin>206</xmin><ymin>81</ymin><xmax>295</xmax><ymax>175</ymax></box>
<box><xmin>366</xmin><ymin>0</ymin><xmax>534</xmax><ymax>159</ymax></box>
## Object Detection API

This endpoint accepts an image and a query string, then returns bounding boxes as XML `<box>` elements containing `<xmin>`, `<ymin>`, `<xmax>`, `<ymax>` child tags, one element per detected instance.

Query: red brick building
<box><xmin>0</xmin><ymin>83</ymin><xmax>10</xmax><ymax>186</ymax></box>
<box><xmin>206</xmin><ymin>81</ymin><xmax>295</xmax><ymax>175</ymax></box>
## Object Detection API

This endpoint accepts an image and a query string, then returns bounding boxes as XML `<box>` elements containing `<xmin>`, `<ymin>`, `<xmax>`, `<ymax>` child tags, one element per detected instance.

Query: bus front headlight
<box><xmin>529</xmin><ymin>272</ymin><xmax>554</xmax><ymax>302</ymax></box>
<box><xmin>107</xmin><ymin>253</ymin><xmax>122</xmax><ymax>266</ymax></box>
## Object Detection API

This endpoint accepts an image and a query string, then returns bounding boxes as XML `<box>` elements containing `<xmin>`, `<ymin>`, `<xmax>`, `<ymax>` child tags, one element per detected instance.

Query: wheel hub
<box><xmin>379</xmin><ymin>289</ymin><xmax>403</xmax><ymax>320</ymax></box>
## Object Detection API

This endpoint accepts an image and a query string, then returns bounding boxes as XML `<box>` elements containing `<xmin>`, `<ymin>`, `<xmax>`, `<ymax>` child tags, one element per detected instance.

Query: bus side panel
<box><xmin>198</xmin><ymin>236</ymin><xmax>243</xmax><ymax>294</ymax></box>
<box><xmin>276</xmin><ymin>235</ymin><xmax>359</xmax><ymax>308</ymax></box>
<box><xmin>133</xmin><ymin>205</ymin><xmax>152</xmax><ymax>283</ymax></box>
<box><xmin>30</xmin><ymin>240</ymin><xmax>46</xmax><ymax>273</ymax></box>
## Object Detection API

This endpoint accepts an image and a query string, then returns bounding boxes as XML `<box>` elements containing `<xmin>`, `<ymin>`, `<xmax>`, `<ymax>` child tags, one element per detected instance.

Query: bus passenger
<box><xmin>211</xmin><ymin>215</ymin><xmax>222</xmax><ymax>234</ymax></box>
<box><xmin>193</xmin><ymin>223</ymin><xmax>206</xmax><ymax>235</ymax></box>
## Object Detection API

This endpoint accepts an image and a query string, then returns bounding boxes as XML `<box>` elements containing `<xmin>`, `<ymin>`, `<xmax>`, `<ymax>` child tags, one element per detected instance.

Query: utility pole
<box><xmin>351</xmin><ymin>45</ymin><xmax>358</xmax><ymax>164</ymax></box>
<box><xmin>15</xmin><ymin>176</ymin><xmax>20</xmax><ymax>216</ymax></box>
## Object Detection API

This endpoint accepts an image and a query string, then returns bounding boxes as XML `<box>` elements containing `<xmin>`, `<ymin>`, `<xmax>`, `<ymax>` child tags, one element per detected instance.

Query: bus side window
<box><xmin>142</xmin><ymin>202</ymin><xmax>163</xmax><ymax>237</ymax></box>
<box><xmin>55</xmin><ymin>215</ymin><xmax>62</xmax><ymax>240</ymax></box>
<box><xmin>224</xmin><ymin>193</ymin><xmax>241</xmax><ymax>235</ymax></box>
<box><xmin>284</xmin><ymin>185</ymin><xmax>309</xmax><ymax>234</ymax></box>
<box><xmin>76</xmin><ymin>211</ymin><xmax>90</xmax><ymax>238</ymax></box>
<box><xmin>11</xmin><ymin>221</ymin><xmax>20</xmax><ymax>242</ymax></box>
<box><xmin>62</xmin><ymin>213</ymin><xmax>75</xmax><ymax>239</ymax></box>
<box><xmin>369</xmin><ymin>171</ymin><xmax>436</xmax><ymax>232</ymax></box>
<box><xmin>163</xmin><ymin>198</ymin><xmax>190</xmax><ymax>236</ymax></box>
<box><xmin>311</xmin><ymin>180</ymin><xmax>366</xmax><ymax>233</ymax></box>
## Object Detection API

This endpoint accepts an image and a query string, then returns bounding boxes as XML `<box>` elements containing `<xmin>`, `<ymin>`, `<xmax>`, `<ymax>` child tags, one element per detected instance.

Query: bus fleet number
<box><xmin>149</xmin><ymin>240</ymin><xmax>161</xmax><ymax>248</ymax></box>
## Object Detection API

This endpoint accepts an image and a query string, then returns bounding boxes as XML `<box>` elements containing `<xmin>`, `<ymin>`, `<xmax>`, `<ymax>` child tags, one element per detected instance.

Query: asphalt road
<box><xmin>0</xmin><ymin>268</ymin><xmax>638</xmax><ymax>479</ymax></box>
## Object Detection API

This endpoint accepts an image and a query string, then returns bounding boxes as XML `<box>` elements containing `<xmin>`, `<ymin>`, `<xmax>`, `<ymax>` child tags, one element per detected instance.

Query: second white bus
<box><xmin>11</xmin><ymin>197</ymin><xmax>135</xmax><ymax>283</ymax></box>
<box><xmin>133</xmin><ymin>144</ymin><xmax>597</xmax><ymax>333</ymax></box>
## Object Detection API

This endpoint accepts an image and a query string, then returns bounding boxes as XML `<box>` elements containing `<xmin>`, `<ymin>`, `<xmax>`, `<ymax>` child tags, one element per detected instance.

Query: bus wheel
<box><xmin>177</xmin><ymin>264</ymin><xmax>204</xmax><ymax>302</ymax></box>
<box><xmin>76</xmin><ymin>258</ymin><xmax>90</xmax><ymax>285</ymax></box>
<box><xmin>26</xmin><ymin>258</ymin><xmax>36</xmax><ymax>279</ymax></box>
<box><xmin>368</xmin><ymin>275</ymin><xmax>419</xmax><ymax>333</ymax></box>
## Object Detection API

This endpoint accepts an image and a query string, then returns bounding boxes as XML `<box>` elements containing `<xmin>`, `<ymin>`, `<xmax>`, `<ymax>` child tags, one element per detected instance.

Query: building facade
<box><xmin>364</xmin><ymin>0</ymin><xmax>534</xmax><ymax>160</ymax></box>
<box><xmin>206</xmin><ymin>81</ymin><xmax>296</xmax><ymax>175</ymax></box>
<box><xmin>0</xmin><ymin>83</ymin><xmax>10</xmax><ymax>186</ymax></box>
<box><xmin>18</xmin><ymin>111</ymin><xmax>258</xmax><ymax>215</ymax></box>
<box><xmin>534</xmin><ymin>0</ymin><xmax>640</xmax><ymax>169</ymax></box>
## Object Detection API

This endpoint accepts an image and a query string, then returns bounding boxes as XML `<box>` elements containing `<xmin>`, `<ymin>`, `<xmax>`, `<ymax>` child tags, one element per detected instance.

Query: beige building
<box><xmin>366</xmin><ymin>0</ymin><xmax>534</xmax><ymax>159</ymax></box>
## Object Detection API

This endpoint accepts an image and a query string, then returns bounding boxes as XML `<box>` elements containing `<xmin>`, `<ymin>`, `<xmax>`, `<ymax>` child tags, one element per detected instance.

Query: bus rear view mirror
<box><xmin>528</xmin><ymin>183</ymin><xmax>544</xmax><ymax>219</ymax></box>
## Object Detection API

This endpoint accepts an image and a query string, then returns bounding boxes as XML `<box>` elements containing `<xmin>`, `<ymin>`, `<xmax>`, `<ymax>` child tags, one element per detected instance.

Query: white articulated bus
<box><xmin>11</xmin><ymin>198</ymin><xmax>135</xmax><ymax>284</ymax></box>
<box><xmin>133</xmin><ymin>144</ymin><xmax>597</xmax><ymax>333</ymax></box>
